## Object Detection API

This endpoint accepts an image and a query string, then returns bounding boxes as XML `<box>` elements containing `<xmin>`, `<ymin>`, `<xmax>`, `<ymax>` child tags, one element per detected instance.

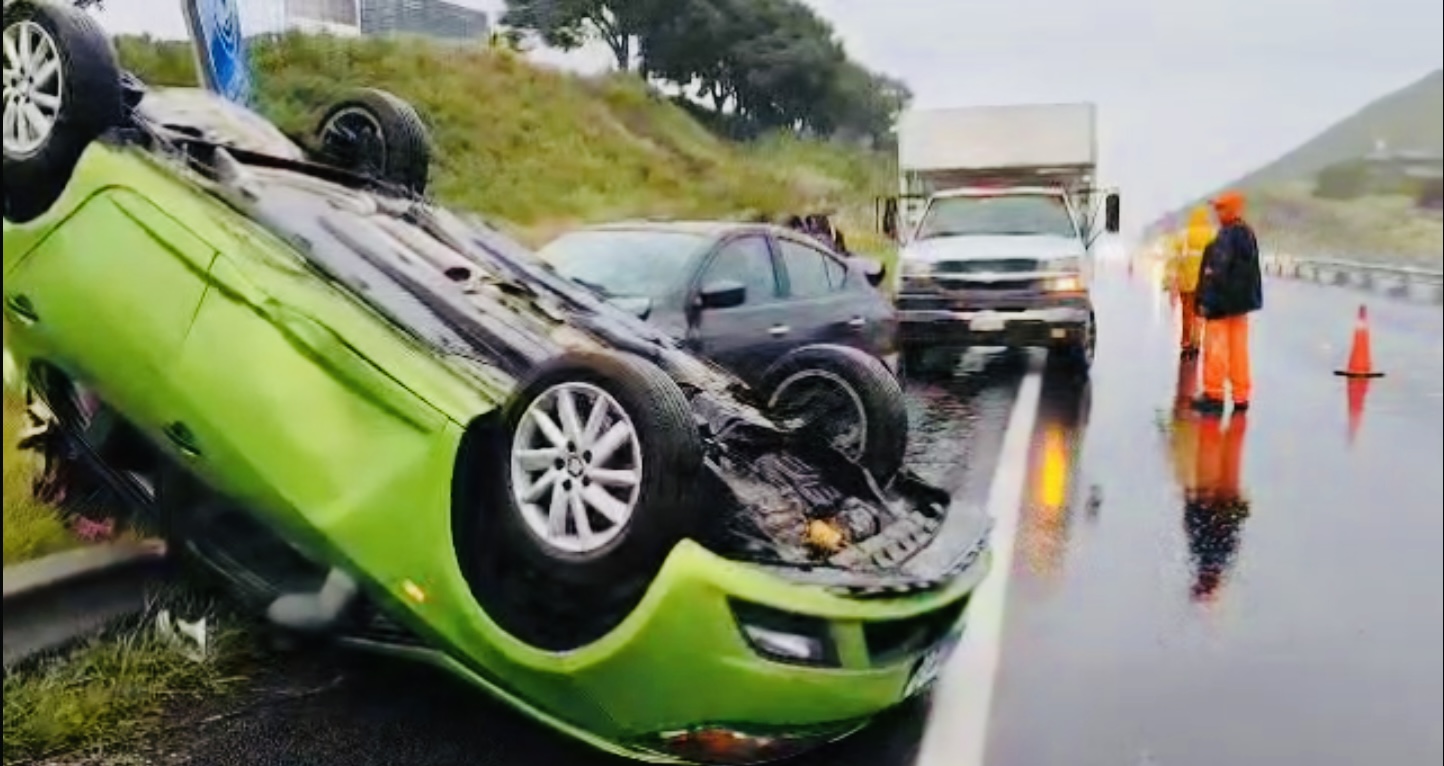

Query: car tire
<box><xmin>759</xmin><ymin>344</ymin><xmax>909</xmax><ymax>485</ymax></box>
<box><xmin>315</xmin><ymin>88</ymin><xmax>430</xmax><ymax>195</ymax></box>
<box><xmin>2</xmin><ymin>0</ymin><xmax>124</xmax><ymax>223</ymax></box>
<box><xmin>496</xmin><ymin>351</ymin><xmax>706</xmax><ymax>585</ymax></box>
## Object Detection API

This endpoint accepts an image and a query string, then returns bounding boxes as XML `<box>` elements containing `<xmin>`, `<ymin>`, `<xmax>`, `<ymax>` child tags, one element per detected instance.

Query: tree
<box><xmin>642</xmin><ymin>0</ymin><xmax>846</xmax><ymax>133</ymax></box>
<box><xmin>501</xmin><ymin>0</ymin><xmax>669</xmax><ymax>72</ymax></box>
<box><xmin>813</xmin><ymin>60</ymin><xmax>912</xmax><ymax>145</ymax></box>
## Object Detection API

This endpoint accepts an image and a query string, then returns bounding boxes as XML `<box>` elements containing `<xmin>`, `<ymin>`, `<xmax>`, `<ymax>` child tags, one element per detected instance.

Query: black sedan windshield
<box><xmin>538</xmin><ymin>229</ymin><xmax>710</xmax><ymax>299</ymax></box>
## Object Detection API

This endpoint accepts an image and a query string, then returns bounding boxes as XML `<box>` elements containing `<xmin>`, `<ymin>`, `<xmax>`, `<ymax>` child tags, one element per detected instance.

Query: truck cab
<box><xmin>882</xmin><ymin>103</ymin><xmax>1121</xmax><ymax>377</ymax></box>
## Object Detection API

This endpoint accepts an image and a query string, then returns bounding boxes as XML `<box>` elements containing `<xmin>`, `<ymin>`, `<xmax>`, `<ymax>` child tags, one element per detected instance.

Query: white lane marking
<box><xmin>915</xmin><ymin>365</ymin><xmax>1044</xmax><ymax>766</ymax></box>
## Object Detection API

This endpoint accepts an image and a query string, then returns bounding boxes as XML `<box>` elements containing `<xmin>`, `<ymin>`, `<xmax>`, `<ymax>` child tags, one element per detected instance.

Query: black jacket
<box><xmin>1197</xmin><ymin>221</ymin><xmax>1263</xmax><ymax>319</ymax></box>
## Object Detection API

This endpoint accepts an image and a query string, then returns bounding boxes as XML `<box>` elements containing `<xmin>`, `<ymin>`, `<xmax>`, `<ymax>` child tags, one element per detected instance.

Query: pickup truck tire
<box><xmin>315</xmin><ymin>88</ymin><xmax>431</xmax><ymax>195</ymax></box>
<box><xmin>760</xmin><ymin>344</ymin><xmax>909</xmax><ymax>485</ymax></box>
<box><xmin>1050</xmin><ymin>309</ymin><xmax>1096</xmax><ymax>376</ymax></box>
<box><xmin>496</xmin><ymin>351</ymin><xmax>706</xmax><ymax>585</ymax></box>
<box><xmin>2</xmin><ymin>0</ymin><xmax>125</xmax><ymax>223</ymax></box>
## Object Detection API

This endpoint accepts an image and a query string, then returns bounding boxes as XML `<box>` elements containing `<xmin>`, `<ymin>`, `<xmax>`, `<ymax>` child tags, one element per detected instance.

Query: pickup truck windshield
<box><xmin>915</xmin><ymin>194</ymin><xmax>1077</xmax><ymax>240</ymax></box>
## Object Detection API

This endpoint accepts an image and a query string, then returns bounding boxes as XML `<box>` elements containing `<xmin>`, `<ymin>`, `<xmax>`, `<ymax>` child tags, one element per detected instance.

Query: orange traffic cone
<box><xmin>1334</xmin><ymin>305</ymin><xmax>1385</xmax><ymax>379</ymax></box>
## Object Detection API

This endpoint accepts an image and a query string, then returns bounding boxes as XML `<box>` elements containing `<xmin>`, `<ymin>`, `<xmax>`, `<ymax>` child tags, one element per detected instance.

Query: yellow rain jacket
<box><xmin>1166</xmin><ymin>208</ymin><xmax>1215</xmax><ymax>293</ymax></box>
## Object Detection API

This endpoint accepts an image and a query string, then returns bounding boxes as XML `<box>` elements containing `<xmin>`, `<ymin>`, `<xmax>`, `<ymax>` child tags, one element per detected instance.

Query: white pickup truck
<box><xmin>881</xmin><ymin>103</ymin><xmax>1120</xmax><ymax>376</ymax></box>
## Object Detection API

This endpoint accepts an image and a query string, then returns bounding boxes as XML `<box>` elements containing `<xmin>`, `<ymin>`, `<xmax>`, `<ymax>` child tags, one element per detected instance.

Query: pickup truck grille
<box><xmin>934</xmin><ymin>258</ymin><xmax>1040</xmax><ymax>275</ymax></box>
<box><xmin>936</xmin><ymin>277</ymin><xmax>1042</xmax><ymax>292</ymax></box>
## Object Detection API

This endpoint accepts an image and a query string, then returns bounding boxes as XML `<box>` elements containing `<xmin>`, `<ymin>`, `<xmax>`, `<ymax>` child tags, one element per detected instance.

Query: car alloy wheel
<box><xmin>508</xmin><ymin>381</ymin><xmax>644</xmax><ymax>555</ymax></box>
<box><xmin>2</xmin><ymin>19</ymin><xmax>64</xmax><ymax>160</ymax></box>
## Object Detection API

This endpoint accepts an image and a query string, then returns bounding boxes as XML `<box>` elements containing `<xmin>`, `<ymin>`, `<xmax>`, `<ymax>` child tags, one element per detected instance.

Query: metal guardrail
<box><xmin>1261</xmin><ymin>254</ymin><xmax>1444</xmax><ymax>305</ymax></box>
<box><xmin>3</xmin><ymin>540</ymin><xmax>169</xmax><ymax>668</ymax></box>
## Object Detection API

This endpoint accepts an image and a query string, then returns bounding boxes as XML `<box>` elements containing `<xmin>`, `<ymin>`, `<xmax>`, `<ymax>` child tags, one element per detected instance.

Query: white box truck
<box><xmin>881</xmin><ymin>103</ymin><xmax>1120</xmax><ymax>376</ymax></box>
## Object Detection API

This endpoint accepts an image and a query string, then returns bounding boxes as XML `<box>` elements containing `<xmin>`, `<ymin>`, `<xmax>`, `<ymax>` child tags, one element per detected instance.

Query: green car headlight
<box><xmin>729</xmin><ymin>599</ymin><xmax>838</xmax><ymax>667</ymax></box>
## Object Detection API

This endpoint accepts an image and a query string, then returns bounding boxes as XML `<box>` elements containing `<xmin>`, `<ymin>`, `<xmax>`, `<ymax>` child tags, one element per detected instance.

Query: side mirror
<box><xmin>607</xmin><ymin>296</ymin><xmax>654</xmax><ymax>321</ymax></box>
<box><xmin>697</xmin><ymin>280</ymin><xmax>746</xmax><ymax>310</ymax></box>
<box><xmin>850</xmin><ymin>257</ymin><xmax>886</xmax><ymax>288</ymax></box>
<box><xmin>1104</xmin><ymin>193</ymin><xmax>1122</xmax><ymax>234</ymax></box>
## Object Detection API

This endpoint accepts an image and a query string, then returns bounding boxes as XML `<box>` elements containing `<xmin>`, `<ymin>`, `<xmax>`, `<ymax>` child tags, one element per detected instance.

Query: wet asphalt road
<box><xmin>114</xmin><ymin>267</ymin><xmax>1441</xmax><ymax>766</ymax></box>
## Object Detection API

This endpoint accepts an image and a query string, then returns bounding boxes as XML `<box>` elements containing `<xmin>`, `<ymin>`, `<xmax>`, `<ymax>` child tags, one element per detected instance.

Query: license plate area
<box><xmin>968</xmin><ymin>314</ymin><xmax>1006</xmax><ymax>333</ymax></box>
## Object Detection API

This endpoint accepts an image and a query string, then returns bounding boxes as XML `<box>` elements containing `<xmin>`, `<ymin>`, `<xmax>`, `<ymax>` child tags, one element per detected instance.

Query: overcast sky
<box><xmin>93</xmin><ymin>0</ymin><xmax>1443</xmax><ymax>227</ymax></box>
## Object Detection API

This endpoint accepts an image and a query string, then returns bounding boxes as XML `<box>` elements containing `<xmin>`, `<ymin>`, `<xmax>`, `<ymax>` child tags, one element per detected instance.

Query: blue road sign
<box><xmin>179</xmin><ymin>0</ymin><xmax>253</xmax><ymax>105</ymax></box>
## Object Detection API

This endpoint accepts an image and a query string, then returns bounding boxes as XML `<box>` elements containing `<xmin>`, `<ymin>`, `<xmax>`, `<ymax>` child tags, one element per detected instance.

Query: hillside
<box><xmin>1149</xmin><ymin>68</ymin><xmax>1443</xmax><ymax>265</ymax></box>
<box><xmin>116</xmin><ymin>33</ymin><xmax>895</xmax><ymax>246</ymax></box>
<box><xmin>1231</xmin><ymin>69</ymin><xmax>1442</xmax><ymax>190</ymax></box>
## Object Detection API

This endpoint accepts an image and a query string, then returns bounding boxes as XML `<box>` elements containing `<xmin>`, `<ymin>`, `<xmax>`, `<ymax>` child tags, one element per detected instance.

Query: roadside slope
<box><xmin>116</xmin><ymin>33</ymin><xmax>894</xmax><ymax>240</ymax></box>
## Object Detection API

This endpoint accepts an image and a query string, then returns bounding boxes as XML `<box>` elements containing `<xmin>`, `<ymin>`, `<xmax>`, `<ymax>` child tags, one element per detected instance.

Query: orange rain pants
<box><xmin>1202</xmin><ymin>315</ymin><xmax>1251</xmax><ymax>403</ymax></box>
<box><xmin>1178</xmin><ymin>291</ymin><xmax>1201</xmax><ymax>350</ymax></box>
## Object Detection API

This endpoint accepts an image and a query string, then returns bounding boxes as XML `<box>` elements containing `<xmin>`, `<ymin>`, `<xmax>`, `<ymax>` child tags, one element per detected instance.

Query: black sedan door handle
<box><xmin>846</xmin><ymin>316</ymin><xmax>866</xmax><ymax>330</ymax></box>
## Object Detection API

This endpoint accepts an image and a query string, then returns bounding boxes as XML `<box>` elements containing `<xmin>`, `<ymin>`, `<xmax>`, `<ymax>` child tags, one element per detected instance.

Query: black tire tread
<box><xmin>316</xmin><ymin>87</ymin><xmax>430</xmax><ymax>194</ymax></box>
<box><xmin>2</xmin><ymin>0</ymin><xmax>123</xmax><ymax>222</ymax></box>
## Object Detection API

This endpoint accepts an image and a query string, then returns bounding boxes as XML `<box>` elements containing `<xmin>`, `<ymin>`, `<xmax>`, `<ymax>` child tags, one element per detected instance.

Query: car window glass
<box><xmin>779</xmin><ymin>239</ymin><xmax>843</xmax><ymax>298</ymax></box>
<box><xmin>538</xmin><ymin>229</ymin><xmax>709</xmax><ymax>299</ymax></box>
<box><xmin>701</xmin><ymin>236</ymin><xmax>778</xmax><ymax>305</ymax></box>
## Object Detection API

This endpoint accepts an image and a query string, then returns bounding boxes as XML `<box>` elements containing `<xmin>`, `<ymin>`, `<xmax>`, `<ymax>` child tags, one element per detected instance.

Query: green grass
<box><xmin>1248</xmin><ymin>183</ymin><xmax>1443</xmax><ymax>267</ymax></box>
<box><xmin>2</xmin><ymin>620</ymin><xmax>251</xmax><ymax>765</ymax></box>
<box><xmin>115</xmin><ymin>33</ymin><xmax>896</xmax><ymax>238</ymax></box>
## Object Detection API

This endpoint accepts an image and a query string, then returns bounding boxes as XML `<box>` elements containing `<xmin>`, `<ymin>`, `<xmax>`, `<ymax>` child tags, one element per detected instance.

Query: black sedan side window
<box><xmin>778</xmin><ymin>238</ymin><xmax>847</xmax><ymax>298</ymax></box>
<box><xmin>701</xmin><ymin>236</ymin><xmax>779</xmax><ymax>305</ymax></box>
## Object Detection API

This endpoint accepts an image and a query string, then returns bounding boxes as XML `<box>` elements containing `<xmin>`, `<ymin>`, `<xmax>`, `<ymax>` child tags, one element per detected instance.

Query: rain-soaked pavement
<box><xmin>121</xmin><ymin>266</ymin><xmax>1441</xmax><ymax>766</ymax></box>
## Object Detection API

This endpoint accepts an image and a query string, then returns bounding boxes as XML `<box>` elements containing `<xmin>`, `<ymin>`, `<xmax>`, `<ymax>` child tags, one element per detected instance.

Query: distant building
<box><xmin>283</xmin><ymin>0</ymin><xmax>363</xmax><ymax>36</ymax></box>
<box><xmin>260</xmin><ymin>0</ymin><xmax>488</xmax><ymax>42</ymax></box>
<box><xmin>358</xmin><ymin>0</ymin><xmax>489</xmax><ymax>41</ymax></box>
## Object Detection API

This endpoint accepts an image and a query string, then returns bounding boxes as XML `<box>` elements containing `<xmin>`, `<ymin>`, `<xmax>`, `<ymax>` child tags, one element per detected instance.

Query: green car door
<box><xmin>3</xmin><ymin>184</ymin><xmax>216</xmax><ymax>436</ymax></box>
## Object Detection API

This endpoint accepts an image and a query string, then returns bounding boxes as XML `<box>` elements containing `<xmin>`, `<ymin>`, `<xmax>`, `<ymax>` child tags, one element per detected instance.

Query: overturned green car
<box><xmin>2</xmin><ymin>3</ymin><xmax>990</xmax><ymax>763</ymax></box>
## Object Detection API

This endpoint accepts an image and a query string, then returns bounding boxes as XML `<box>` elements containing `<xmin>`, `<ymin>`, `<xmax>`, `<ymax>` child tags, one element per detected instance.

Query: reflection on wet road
<box><xmin>985</xmin><ymin>273</ymin><xmax>1443</xmax><ymax>766</ymax></box>
<box><xmin>138</xmin><ymin>269</ymin><xmax>1442</xmax><ymax>766</ymax></box>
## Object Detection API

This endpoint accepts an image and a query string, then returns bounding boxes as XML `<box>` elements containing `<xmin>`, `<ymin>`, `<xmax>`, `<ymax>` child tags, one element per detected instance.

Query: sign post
<box><xmin>179</xmin><ymin>0</ymin><xmax>253</xmax><ymax>105</ymax></box>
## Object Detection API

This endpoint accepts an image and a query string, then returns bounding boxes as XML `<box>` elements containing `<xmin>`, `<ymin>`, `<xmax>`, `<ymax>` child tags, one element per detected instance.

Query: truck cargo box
<box><xmin>898</xmin><ymin>103</ymin><xmax>1098</xmax><ymax>193</ymax></box>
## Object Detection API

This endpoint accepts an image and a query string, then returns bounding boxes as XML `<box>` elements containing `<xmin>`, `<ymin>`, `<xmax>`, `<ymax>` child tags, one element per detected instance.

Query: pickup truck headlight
<box><xmin>1045</xmin><ymin>275</ymin><xmax>1085</xmax><ymax>292</ymax></box>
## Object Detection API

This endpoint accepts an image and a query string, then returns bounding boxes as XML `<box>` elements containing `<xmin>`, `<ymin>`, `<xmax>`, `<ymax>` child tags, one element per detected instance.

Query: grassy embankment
<box><xmin>1247</xmin><ymin>184</ymin><xmax>1442</xmax><ymax>269</ymax></box>
<box><xmin>2</xmin><ymin>32</ymin><xmax>897</xmax><ymax>763</ymax></box>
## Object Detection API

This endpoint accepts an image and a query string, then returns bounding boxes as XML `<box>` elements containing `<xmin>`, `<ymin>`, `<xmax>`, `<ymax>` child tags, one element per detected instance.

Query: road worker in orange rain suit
<box><xmin>1184</xmin><ymin>411</ymin><xmax>1251</xmax><ymax>604</ymax></box>
<box><xmin>1194</xmin><ymin>191</ymin><xmax>1263</xmax><ymax>414</ymax></box>
<box><xmin>1165</xmin><ymin>207</ymin><xmax>1215</xmax><ymax>357</ymax></box>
